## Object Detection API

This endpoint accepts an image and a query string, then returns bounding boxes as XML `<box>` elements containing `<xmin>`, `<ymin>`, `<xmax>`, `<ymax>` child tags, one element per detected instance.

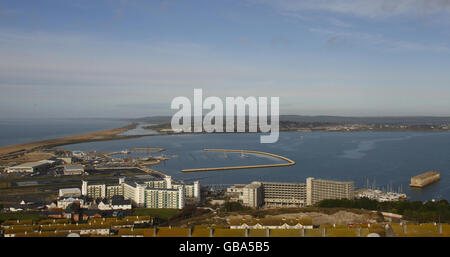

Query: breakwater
<box><xmin>181</xmin><ymin>149</ymin><xmax>295</xmax><ymax>172</ymax></box>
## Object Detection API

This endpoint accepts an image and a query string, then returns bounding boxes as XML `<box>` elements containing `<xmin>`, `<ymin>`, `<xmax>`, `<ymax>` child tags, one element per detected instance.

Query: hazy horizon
<box><xmin>1</xmin><ymin>0</ymin><xmax>450</xmax><ymax>119</ymax></box>
<box><xmin>3</xmin><ymin>113</ymin><xmax>450</xmax><ymax>119</ymax></box>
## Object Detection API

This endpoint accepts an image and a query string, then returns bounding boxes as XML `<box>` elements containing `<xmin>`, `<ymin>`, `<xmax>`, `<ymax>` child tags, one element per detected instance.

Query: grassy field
<box><xmin>132</xmin><ymin>208</ymin><xmax>180</xmax><ymax>220</ymax></box>
<box><xmin>0</xmin><ymin>151</ymin><xmax>54</xmax><ymax>166</ymax></box>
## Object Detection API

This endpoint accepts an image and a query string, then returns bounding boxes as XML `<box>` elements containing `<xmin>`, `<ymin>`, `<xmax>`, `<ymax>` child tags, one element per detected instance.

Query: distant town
<box><xmin>141</xmin><ymin>115</ymin><xmax>450</xmax><ymax>133</ymax></box>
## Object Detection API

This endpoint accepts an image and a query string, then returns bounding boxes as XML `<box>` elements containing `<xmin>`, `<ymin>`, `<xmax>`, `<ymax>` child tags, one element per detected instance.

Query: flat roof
<box><xmin>412</xmin><ymin>171</ymin><xmax>440</xmax><ymax>179</ymax></box>
<box><xmin>245</xmin><ymin>182</ymin><xmax>262</xmax><ymax>189</ymax></box>
<box><xmin>64</xmin><ymin>164</ymin><xmax>84</xmax><ymax>169</ymax></box>
<box><xmin>59</xmin><ymin>188</ymin><xmax>81</xmax><ymax>193</ymax></box>
<box><xmin>310</xmin><ymin>178</ymin><xmax>354</xmax><ymax>184</ymax></box>
<box><xmin>261</xmin><ymin>181</ymin><xmax>306</xmax><ymax>186</ymax></box>
<box><xmin>9</xmin><ymin>160</ymin><xmax>52</xmax><ymax>169</ymax></box>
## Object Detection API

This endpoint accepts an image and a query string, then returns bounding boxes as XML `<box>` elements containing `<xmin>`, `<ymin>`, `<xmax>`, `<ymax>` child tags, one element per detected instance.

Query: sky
<box><xmin>1</xmin><ymin>0</ymin><xmax>450</xmax><ymax>118</ymax></box>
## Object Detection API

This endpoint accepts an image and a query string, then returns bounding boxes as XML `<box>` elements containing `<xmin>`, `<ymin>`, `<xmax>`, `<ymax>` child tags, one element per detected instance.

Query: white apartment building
<box><xmin>242</xmin><ymin>182</ymin><xmax>263</xmax><ymax>208</ymax></box>
<box><xmin>228</xmin><ymin>178</ymin><xmax>355</xmax><ymax>208</ymax></box>
<box><xmin>306</xmin><ymin>177</ymin><xmax>354</xmax><ymax>206</ymax></box>
<box><xmin>80</xmin><ymin>176</ymin><xmax>200</xmax><ymax>209</ymax></box>
<box><xmin>261</xmin><ymin>182</ymin><xmax>307</xmax><ymax>207</ymax></box>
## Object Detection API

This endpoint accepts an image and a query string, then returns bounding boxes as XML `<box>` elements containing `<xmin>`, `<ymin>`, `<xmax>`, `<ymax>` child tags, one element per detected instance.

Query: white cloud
<box><xmin>310</xmin><ymin>27</ymin><xmax>450</xmax><ymax>53</ymax></box>
<box><xmin>249</xmin><ymin>0</ymin><xmax>450</xmax><ymax>19</ymax></box>
<box><xmin>1</xmin><ymin>25</ymin><xmax>450</xmax><ymax>117</ymax></box>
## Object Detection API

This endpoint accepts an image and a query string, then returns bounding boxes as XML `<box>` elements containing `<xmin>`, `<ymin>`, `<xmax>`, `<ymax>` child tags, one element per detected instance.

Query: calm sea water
<box><xmin>57</xmin><ymin>131</ymin><xmax>450</xmax><ymax>202</ymax></box>
<box><xmin>0</xmin><ymin>118</ymin><xmax>128</xmax><ymax>146</ymax></box>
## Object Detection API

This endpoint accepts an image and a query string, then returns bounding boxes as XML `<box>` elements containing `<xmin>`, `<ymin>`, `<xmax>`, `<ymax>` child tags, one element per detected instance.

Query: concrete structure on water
<box><xmin>181</xmin><ymin>149</ymin><xmax>295</xmax><ymax>172</ymax></box>
<box><xmin>410</xmin><ymin>171</ymin><xmax>440</xmax><ymax>188</ymax></box>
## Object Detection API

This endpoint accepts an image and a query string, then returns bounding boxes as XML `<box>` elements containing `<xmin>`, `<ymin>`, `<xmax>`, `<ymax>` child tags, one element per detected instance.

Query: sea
<box><xmin>1</xmin><ymin>119</ymin><xmax>450</xmax><ymax>202</ymax></box>
<box><xmin>0</xmin><ymin>118</ymin><xmax>128</xmax><ymax>146</ymax></box>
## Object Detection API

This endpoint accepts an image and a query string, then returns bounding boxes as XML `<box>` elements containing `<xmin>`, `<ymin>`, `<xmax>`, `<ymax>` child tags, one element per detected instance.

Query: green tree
<box><xmin>222</xmin><ymin>202</ymin><xmax>245</xmax><ymax>212</ymax></box>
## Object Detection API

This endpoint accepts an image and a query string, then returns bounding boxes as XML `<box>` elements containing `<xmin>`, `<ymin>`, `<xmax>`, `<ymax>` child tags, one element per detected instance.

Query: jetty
<box><xmin>133</xmin><ymin>148</ymin><xmax>165</xmax><ymax>152</ymax></box>
<box><xmin>181</xmin><ymin>149</ymin><xmax>295</xmax><ymax>173</ymax></box>
<box><xmin>137</xmin><ymin>164</ymin><xmax>166</xmax><ymax>178</ymax></box>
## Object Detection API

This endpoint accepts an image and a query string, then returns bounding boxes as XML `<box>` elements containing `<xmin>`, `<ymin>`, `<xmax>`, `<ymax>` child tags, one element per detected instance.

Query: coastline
<box><xmin>0</xmin><ymin>122</ymin><xmax>140</xmax><ymax>159</ymax></box>
<box><xmin>144</xmin><ymin>125</ymin><xmax>450</xmax><ymax>134</ymax></box>
<box><xmin>1</xmin><ymin>121</ymin><xmax>449</xmax><ymax>163</ymax></box>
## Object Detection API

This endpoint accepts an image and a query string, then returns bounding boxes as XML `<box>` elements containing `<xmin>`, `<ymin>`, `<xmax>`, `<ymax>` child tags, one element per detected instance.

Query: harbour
<box><xmin>55</xmin><ymin>131</ymin><xmax>450</xmax><ymax>202</ymax></box>
<box><xmin>181</xmin><ymin>149</ymin><xmax>295</xmax><ymax>172</ymax></box>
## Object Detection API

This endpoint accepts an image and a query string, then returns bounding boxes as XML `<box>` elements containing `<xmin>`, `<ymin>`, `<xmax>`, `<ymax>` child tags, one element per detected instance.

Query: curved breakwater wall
<box><xmin>181</xmin><ymin>149</ymin><xmax>296</xmax><ymax>172</ymax></box>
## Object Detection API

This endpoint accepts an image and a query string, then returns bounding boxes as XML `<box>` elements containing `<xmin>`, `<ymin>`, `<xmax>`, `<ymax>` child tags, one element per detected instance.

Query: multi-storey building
<box><xmin>121</xmin><ymin>181</ymin><xmax>184</xmax><ymax>209</ymax></box>
<box><xmin>82</xmin><ymin>182</ymin><xmax>106</xmax><ymax>199</ymax></box>
<box><xmin>261</xmin><ymin>182</ymin><xmax>307</xmax><ymax>207</ymax></box>
<box><xmin>242</xmin><ymin>182</ymin><xmax>263</xmax><ymax>208</ymax></box>
<box><xmin>184</xmin><ymin>181</ymin><xmax>201</xmax><ymax>201</ymax></box>
<box><xmin>306</xmin><ymin>177</ymin><xmax>354</xmax><ymax>206</ymax></box>
<box><xmin>81</xmin><ymin>176</ymin><xmax>199</xmax><ymax>209</ymax></box>
<box><xmin>106</xmin><ymin>184</ymin><xmax>124</xmax><ymax>199</ymax></box>
<box><xmin>228</xmin><ymin>177</ymin><xmax>354</xmax><ymax>208</ymax></box>
<box><xmin>142</xmin><ymin>187</ymin><xmax>183</xmax><ymax>209</ymax></box>
<box><xmin>226</xmin><ymin>184</ymin><xmax>246</xmax><ymax>202</ymax></box>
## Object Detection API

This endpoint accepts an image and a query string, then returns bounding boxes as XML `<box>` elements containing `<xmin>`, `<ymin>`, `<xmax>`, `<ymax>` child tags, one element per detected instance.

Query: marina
<box><xmin>9</xmin><ymin>130</ymin><xmax>444</xmax><ymax>202</ymax></box>
<box><xmin>357</xmin><ymin>189</ymin><xmax>408</xmax><ymax>202</ymax></box>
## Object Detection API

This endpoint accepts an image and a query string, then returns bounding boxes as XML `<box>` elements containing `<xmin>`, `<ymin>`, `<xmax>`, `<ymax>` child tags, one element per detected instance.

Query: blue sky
<box><xmin>1</xmin><ymin>0</ymin><xmax>450</xmax><ymax>118</ymax></box>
